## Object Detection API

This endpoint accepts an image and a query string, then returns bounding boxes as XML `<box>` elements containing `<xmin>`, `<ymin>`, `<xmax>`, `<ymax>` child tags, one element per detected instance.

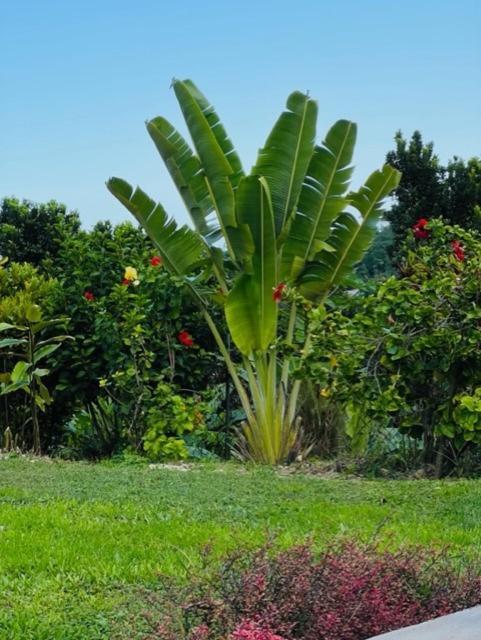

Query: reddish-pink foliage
<box><xmin>146</xmin><ymin>542</ymin><xmax>481</xmax><ymax>640</ymax></box>
<box><xmin>230</xmin><ymin>620</ymin><xmax>287</xmax><ymax>640</ymax></box>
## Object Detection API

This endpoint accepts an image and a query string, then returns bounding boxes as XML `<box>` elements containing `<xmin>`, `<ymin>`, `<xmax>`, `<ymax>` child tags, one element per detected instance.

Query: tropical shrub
<box><xmin>108</xmin><ymin>79</ymin><xmax>400</xmax><ymax>463</ymax></box>
<box><xmin>145</xmin><ymin>541</ymin><xmax>481</xmax><ymax>640</ymax></box>
<box><xmin>143</xmin><ymin>381</ymin><xmax>206</xmax><ymax>461</ymax></box>
<box><xmin>0</xmin><ymin>215</ymin><xmax>227</xmax><ymax>455</ymax></box>
<box><xmin>0</xmin><ymin>260</ymin><xmax>69</xmax><ymax>451</ymax></box>
<box><xmin>60</xmin><ymin>397</ymin><xmax>124</xmax><ymax>460</ymax></box>
<box><xmin>0</xmin><ymin>311</ymin><xmax>69</xmax><ymax>453</ymax></box>
<box><xmin>45</xmin><ymin>220</ymin><xmax>224</xmax><ymax>450</ymax></box>
<box><xmin>0</xmin><ymin>260</ymin><xmax>58</xmax><ymax>323</ymax></box>
<box><xmin>306</xmin><ymin>218</ymin><xmax>481</xmax><ymax>474</ymax></box>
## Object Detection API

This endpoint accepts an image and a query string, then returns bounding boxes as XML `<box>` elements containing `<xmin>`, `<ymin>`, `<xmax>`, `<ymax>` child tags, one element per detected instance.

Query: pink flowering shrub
<box><xmin>230</xmin><ymin>620</ymin><xmax>287</xmax><ymax>640</ymax></box>
<box><xmin>144</xmin><ymin>541</ymin><xmax>481</xmax><ymax>640</ymax></box>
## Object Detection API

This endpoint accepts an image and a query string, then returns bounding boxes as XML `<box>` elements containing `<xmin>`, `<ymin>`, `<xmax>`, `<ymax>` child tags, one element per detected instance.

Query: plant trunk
<box><xmin>28</xmin><ymin>328</ymin><xmax>41</xmax><ymax>455</ymax></box>
<box><xmin>240</xmin><ymin>352</ymin><xmax>300</xmax><ymax>464</ymax></box>
<box><xmin>31</xmin><ymin>394</ymin><xmax>41</xmax><ymax>455</ymax></box>
<box><xmin>202</xmin><ymin>305</ymin><xmax>307</xmax><ymax>464</ymax></box>
<box><xmin>434</xmin><ymin>437</ymin><xmax>446</xmax><ymax>479</ymax></box>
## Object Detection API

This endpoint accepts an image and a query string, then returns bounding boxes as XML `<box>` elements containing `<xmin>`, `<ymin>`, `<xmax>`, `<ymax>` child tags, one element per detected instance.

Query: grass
<box><xmin>1</xmin><ymin>458</ymin><xmax>481</xmax><ymax>638</ymax></box>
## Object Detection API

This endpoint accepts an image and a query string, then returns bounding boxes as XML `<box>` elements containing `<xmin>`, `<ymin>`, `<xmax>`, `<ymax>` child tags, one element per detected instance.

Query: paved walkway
<box><xmin>369</xmin><ymin>607</ymin><xmax>481</xmax><ymax>639</ymax></box>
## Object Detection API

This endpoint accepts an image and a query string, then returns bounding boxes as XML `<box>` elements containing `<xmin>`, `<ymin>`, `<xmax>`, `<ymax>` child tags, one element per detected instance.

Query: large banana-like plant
<box><xmin>108</xmin><ymin>80</ymin><xmax>400</xmax><ymax>463</ymax></box>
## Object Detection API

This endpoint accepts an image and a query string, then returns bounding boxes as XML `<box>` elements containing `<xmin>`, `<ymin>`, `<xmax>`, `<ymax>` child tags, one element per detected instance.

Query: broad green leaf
<box><xmin>107</xmin><ymin>178</ymin><xmax>204</xmax><ymax>276</ymax></box>
<box><xmin>253</xmin><ymin>91</ymin><xmax>317</xmax><ymax>235</ymax></box>
<box><xmin>227</xmin><ymin>224</ymin><xmax>255</xmax><ymax>264</ymax></box>
<box><xmin>174</xmin><ymin>79</ymin><xmax>233</xmax><ymax>179</ymax></box>
<box><xmin>10</xmin><ymin>360</ymin><xmax>30</xmax><ymax>384</ymax></box>
<box><xmin>1</xmin><ymin>381</ymin><xmax>29</xmax><ymax>395</ymax></box>
<box><xmin>225</xmin><ymin>176</ymin><xmax>277</xmax><ymax>355</ymax></box>
<box><xmin>181</xmin><ymin>80</ymin><xmax>244</xmax><ymax>188</ymax></box>
<box><xmin>36</xmin><ymin>335</ymin><xmax>72</xmax><ymax>345</ymax></box>
<box><xmin>173</xmin><ymin>80</ymin><xmax>238</xmax><ymax>253</ymax></box>
<box><xmin>35</xmin><ymin>395</ymin><xmax>47</xmax><ymax>411</ymax></box>
<box><xmin>30</xmin><ymin>318</ymin><xmax>68</xmax><ymax>334</ymax></box>
<box><xmin>38</xmin><ymin>381</ymin><xmax>52</xmax><ymax>403</ymax></box>
<box><xmin>297</xmin><ymin>164</ymin><xmax>401</xmax><ymax>300</ymax></box>
<box><xmin>33</xmin><ymin>368</ymin><xmax>50</xmax><ymax>378</ymax></box>
<box><xmin>146</xmin><ymin>116</ymin><xmax>218</xmax><ymax>239</ymax></box>
<box><xmin>0</xmin><ymin>338</ymin><xmax>27</xmax><ymax>349</ymax></box>
<box><xmin>34</xmin><ymin>343</ymin><xmax>61</xmax><ymax>364</ymax></box>
<box><xmin>281</xmin><ymin>120</ymin><xmax>356</xmax><ymax>280</ymax></box>
<box><xmin>225</xmin><ymin>274</ymin><xmax>262</xmax><ymax>356</ymax></box>
<box><xmin>0</xmin><ymin>322</ymin><xmax>25</xmax><ymax>332</ymax></box>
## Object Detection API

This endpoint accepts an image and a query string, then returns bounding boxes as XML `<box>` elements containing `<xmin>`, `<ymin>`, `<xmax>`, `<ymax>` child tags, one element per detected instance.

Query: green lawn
<box><xmin>1</xmin><ymin>457</ymin><xmax>481</xmax><ymax>639</ymax></box>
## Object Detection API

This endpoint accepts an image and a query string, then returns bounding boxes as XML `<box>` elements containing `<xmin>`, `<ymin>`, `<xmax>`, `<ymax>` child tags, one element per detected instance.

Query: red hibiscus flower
<box><xmin>83</xmin><ymin>290</ymin><xmax>95</xmax><ymax>301</ymax></box>
<box><xmin>412</xmin><ymin>218</ymin><xmax>430</xmax><ymax>240</ymax></box>
<box><xmin>150</xmin><ymin>255</ymin><xmax>162</xmax><ymax>267</ymax></box>
<box><xmin>272</xmin><ymin>282</ymin><xmax>286</xmax><ymax>303</ymax></box>
<box><xmin>451</xmin><ymin>240</ymin><xmax>465</xmax><ymax>262</ymax></box>
<box><xmin>178</xmin><ymin>330</ymin><xmax>194</xmax><ymax>347</ymax></box>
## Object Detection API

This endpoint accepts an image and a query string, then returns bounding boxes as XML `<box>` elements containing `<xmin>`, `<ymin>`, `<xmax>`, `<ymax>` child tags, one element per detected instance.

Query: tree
<box><xmin>385</xmin><ymin>131</ymin><xmax>444</xmax><ymax>249</ymax></box>
<box><xmin>0</xmin><ymin>198</ymin><xmax>81</xmax><ymax>267</ymax></box>
<box><xmin>444</xmin><ymin>156</ymin><xmax>481</xmax><ymax>229</ymax></box>
<box><xmin>108</xmin><ymin>79</ymin><xmax>400</xmax><ymax>463</ymax></box>
<box><xmin>385</xmin><ymin>131</ymin><xmax>481</xmax><ymax>255</ymax></box>
<box><xmin>357</xmin><ymin>224</ymin><xmax>394</xmax><ymax>279</ymax></box>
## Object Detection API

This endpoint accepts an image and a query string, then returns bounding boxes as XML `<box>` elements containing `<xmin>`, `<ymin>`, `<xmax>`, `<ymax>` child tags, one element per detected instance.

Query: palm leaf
<box><xmin>225</xmin><ymin>176</ymin><xmax>277</xmax><ymax>355</ymax></box>
<box><xmin>181</xmin><ymin>79</ymin><xmax>244</xmax><ymax>188</ymax></box>
<box><xmin>173</xmin><ymin>80</ymin><xmax>238</xmax><ymax>254</ymax></box>
<box><xmin>225</xmin><ymin>274</ymin><xmax>261</xmax><ymax>355</ymax></box>
<box><xmin>107</xmin><ymin>178</ymin><xmax>204</xmax><ymax>276</ymax></box>
<box><xmin>281</xmin><ymin>120</ymin><xmax>356</xmax><ymax>280</ymax></box>
<box><xmin>253</xmin><ymin>91</ymin><xmax>317</xmax><ymax>235</ymax></box>
<box><xmin>146</xmin><ymin>116</ymin><xmax>219</xmax><ymax>240</ymax></box>
<box><xmin>296</xmin><ymin>164</ymin><xmax>400</xmax><ymax>299</ymax></box>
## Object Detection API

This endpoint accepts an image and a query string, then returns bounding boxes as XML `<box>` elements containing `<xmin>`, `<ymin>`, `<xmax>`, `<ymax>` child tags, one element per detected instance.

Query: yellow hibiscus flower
<box><xmin>123</xmin><ymin>266</ymin><xmax>138</xmax><ymax>282</ymax></box>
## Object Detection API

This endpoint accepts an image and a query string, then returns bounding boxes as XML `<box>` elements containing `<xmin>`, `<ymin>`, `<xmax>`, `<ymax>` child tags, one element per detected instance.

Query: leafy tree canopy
<box><xmin>385</xmin><ymin>131</ymin><xmax>481</xmax><ymax>254</ymax></box>
<box><xmin>0</xmin><ymin>198</ymin><xmax>81</xmax><ymax>267</ymax></box>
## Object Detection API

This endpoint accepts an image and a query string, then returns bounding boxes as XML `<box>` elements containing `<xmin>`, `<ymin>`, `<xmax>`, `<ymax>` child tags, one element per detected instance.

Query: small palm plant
<box><xmin>108</xmin><ymin>80</ymin><xmax>400</xmax><ymax>463</ymax></box>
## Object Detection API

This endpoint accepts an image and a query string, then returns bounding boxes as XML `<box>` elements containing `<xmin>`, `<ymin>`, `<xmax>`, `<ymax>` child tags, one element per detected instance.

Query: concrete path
<box><xmin>369</xmin><ymin>607</ymin><xmax>481</xmax><ymax>639</ymax></box>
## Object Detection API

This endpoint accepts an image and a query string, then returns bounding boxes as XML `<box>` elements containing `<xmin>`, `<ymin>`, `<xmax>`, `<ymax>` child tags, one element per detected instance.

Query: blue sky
<box><xmin>1</xmin><ymin>0</ymin><xmax>480</xmax><ymax>227</ymax></box>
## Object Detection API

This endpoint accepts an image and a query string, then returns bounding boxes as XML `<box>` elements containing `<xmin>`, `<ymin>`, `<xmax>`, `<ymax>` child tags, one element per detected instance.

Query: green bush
<box><xmin>306</xmin><ymin>218</ymin><xmax>481</xmax><ymax>475</ymax></box>
<box><xmin>45</xmin><ymin>220</ymin><xmax>226</xmax><ymax>452</ymax></box>
<box><xmin>0</xmin><ymin>261</ymin><xmax>58</xmax><ymax>323</ymax></box>
<box><xmin>0</xmin><ymin>209</ymin><xmax>228</xmax><ymax>457</ymax></box>
<box><xmin>143</xmin><ymin>382</ymin><xmax>206</xmax><ymax>461</ymax></box>
<box><xmin>60</xmin><ymin>397</ymin><xmax>124</xmax><ymax>460</ymax></box>
<box><xmin>0</xmin><ymin>260</ymin><xmax>69</xmax><ymax>451</ymax></box>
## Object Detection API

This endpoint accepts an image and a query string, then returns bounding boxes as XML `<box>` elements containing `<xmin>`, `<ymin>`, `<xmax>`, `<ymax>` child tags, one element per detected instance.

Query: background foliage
<box><xmin>359</xmin><ymin>132</ymin><xmax>481</xmax><ymax>278</ymax></box>
<box><xmin>2</xmin><ymin>125</ymin><xmax>481</xmax><ymax>473</ymax></box>
<box><xmin>0</xmin><ymin>201</ymin><xmax>228</xmax><ymax>457</ymax></box>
